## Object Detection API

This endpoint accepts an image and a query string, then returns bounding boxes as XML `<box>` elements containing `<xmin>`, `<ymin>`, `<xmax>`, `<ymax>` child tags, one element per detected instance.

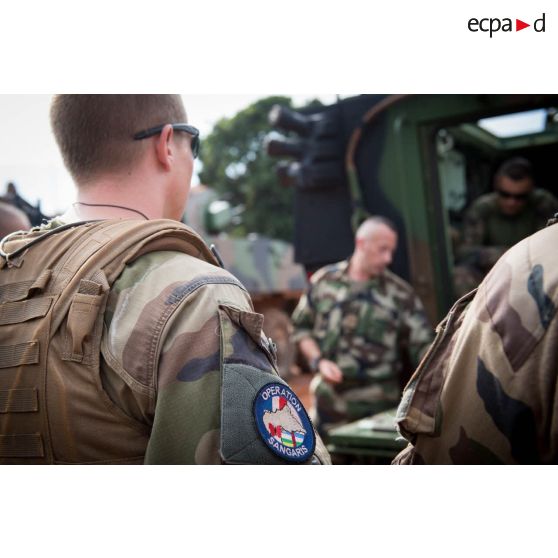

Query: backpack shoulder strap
<box><xmin>44</xmin><ymin>219</ymin><xmax>218</xmax><ymax>331</ymax></box>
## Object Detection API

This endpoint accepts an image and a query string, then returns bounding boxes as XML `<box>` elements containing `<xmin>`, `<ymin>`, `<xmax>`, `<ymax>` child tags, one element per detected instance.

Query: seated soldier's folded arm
<box><xmin>291</xmin><ymin>287</ymin><xmax>342</xmax><ymax>384</ymax></box>
<box><xmin>291</xmin><ymin>288</ymin><xmax>320</xmax><ymax>362</ymax></box>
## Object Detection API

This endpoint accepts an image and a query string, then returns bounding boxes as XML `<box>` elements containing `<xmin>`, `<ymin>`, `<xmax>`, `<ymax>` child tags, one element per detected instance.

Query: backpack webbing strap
<box><xmin>0</xmin><ymin>433</ymin><xmax>44</xmax><ymax>458</ymax></box>
<box><xmin>0</xmin><ymin>388</ymin><xmax>38</xmax><ymax>413</ymax></box>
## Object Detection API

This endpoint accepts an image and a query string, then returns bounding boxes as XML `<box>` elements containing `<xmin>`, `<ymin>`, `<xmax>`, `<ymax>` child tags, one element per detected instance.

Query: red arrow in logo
<box><xmin>516</xmin><ymin>19</ymin><xmax>531</xmax><ymax>31</ymax></box>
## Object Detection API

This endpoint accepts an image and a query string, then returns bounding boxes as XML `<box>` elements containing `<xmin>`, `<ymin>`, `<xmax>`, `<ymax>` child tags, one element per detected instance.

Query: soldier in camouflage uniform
<box><xmin>291</xmin><ymin>217</ymin><xmax>433</xmax><ymax>436</ymax></box>
<box><xmin>394</xmin><ymin>215</ymin><xmax>558</xmax><ymax>464</ymax></box>
<box><xmin>454</xmin><ymin>157</ymin><xmax>558</xmax><ymax>297</ymax></box>
<box><xmin>0</xmin><ymin>95</ymin><xmax>330</xmax><ymax>465</ymax></box>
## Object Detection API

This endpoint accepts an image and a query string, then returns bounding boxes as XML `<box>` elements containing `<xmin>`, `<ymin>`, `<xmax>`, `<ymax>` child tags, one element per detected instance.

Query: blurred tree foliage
<box><xmin>198</xmin><ymin>96</ymin><xmax>297</xmax><ymax>242</ymax></box>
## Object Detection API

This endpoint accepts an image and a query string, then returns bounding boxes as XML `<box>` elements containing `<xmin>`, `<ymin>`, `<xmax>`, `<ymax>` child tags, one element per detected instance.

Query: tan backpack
<box><xmin>0</xmin><ymin>219</ymin><xmax>218</xmax><ymax>464</ymax></box>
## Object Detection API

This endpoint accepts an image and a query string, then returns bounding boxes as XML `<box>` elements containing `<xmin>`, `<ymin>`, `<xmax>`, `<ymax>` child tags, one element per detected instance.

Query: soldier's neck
<box><xmin>66</xmin><ymin>177</ymin><xmax>166</xmax><ymax>222</ymax></box>
<box><xmin>347</xmin><ymin>256</ymin><xmax>377</xmax><ymax>282</ymax></box>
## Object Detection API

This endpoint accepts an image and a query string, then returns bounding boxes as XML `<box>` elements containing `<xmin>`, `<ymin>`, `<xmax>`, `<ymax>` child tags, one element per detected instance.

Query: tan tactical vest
<box><xmin>0</xmin><ymin>219</ymin><xmax>218</xmax><ymax>464</ymax></box>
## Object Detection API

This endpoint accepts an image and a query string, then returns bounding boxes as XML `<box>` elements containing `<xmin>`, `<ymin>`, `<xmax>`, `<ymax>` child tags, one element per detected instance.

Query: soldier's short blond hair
<box><xmin>50</xmin><ymin>95</ymin><xmax>187</xmax><ymax>184</ymax></box>
<box><xmin>355</xmin><ymin>216</ymin><xmax>397</xmax><ymax>240</ymax></box>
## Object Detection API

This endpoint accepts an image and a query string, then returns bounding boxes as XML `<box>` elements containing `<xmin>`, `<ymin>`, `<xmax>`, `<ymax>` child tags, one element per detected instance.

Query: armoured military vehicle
<box><xmin>267</xmin><ymin>94</ymin><xmax>558</xmax><ymax>460</ymax></box>
<box><xmin>183</xmin><ymin>184</ymin><xmax>308</xmax><ymax>377</ymax></box>
<box><xmin>267</xmin><ymin>94</ymin><xmax>558</xmax><ymax>325</ymax></box>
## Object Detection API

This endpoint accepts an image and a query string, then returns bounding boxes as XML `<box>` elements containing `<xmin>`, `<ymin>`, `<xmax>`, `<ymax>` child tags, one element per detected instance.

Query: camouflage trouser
<box><xmin>309</xmin><ymin>375</ymin><xmax>399</xmax><ymax>439</ymax></box>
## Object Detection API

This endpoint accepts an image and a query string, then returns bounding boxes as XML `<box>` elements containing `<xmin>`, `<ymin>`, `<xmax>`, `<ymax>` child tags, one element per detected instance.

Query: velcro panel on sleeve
<box><xmin>0</xmin><ymin>297</ymin><xmax>53</xmax><ymax>325</ymax></box>
<box><xmin>218</xmin><ymin>306</ymin><xmax>301</xmax><ymax>464</ymax></box>
<box><xmin>0</xmin><ymin>433</ymin><xmax>44</xmax><ymax>458</ymax></box>
<box><xmin>221</xmin><ymin>362</ymin><xmax>288</xmax><ymax>464</ymax></box>
<box><xmin>0</xmin><ymin>388</ymin><xmax>38</xmax><ymax>413</ymax></box>
<box><xmin>0</xmin><ymin>341</ymin><xmax>39</xmax><ymax>368</ymax></box>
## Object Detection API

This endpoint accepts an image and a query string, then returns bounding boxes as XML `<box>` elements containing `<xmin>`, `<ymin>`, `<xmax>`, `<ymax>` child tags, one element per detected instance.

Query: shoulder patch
<box><xmin>253</xmin><ymin>382</ymin><xmax>315</xmax><ymax>463</ymax></box>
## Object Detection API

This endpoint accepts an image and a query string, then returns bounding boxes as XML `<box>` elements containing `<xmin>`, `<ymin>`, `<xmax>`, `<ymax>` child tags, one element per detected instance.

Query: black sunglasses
<box><xmin>497</xmin><ymin>189</ymin><xmax>530</xmax><ymax>201</ymax></box>
<box><xmin>133</xmin><ymin>123</ymin><xmax>200</xmax><ymax>158</ymax></box>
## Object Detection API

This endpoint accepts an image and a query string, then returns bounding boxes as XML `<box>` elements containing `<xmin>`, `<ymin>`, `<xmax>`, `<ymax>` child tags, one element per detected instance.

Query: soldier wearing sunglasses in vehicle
<box><xmin>453</xmin><ymin>157</ymin><xmax>558</xmax><ymax>297</ymax></box>
<box><xmin>0</xmin><ymin>95</ymin><xmax>330</xmax><ymax>465</ymax></box>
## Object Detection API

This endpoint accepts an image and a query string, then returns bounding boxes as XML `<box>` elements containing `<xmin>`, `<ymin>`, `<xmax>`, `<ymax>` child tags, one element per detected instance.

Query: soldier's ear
<box><xmin>155</xmin><ymin>124</ymin><xmax>174</xmax><ymax>171</ymax></box>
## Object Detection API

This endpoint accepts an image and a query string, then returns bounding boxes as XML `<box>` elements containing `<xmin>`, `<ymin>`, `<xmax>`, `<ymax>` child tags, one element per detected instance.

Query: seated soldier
<box><xmin>454</xmin><ymin>157</ymin><xmax>558</xmax><ymax>297</ymax></box>
<box><xmin>291</xmin><ymin>216</ymin><xmax>433</xmax><ymax>438</ymax></box>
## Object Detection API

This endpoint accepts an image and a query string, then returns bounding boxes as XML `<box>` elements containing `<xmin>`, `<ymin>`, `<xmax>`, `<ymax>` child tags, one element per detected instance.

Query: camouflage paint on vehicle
<box><xmin>184</xmin><ymin>185</ymin><xmax>307</xmax><ymax>296</ymax></box>
<box><xmin>183</xmin><ymin>185</ymin><xmax>308</xmax><ymax>377</ymax></box>
<box><xmin>209</xmin><ymin>236</ymin><xmax>306</xmax><ymax>296</ymax></box>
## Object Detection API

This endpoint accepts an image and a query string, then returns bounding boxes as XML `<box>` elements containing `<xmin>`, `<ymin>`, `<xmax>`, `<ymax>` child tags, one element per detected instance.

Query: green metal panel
<box><xmin>366</xmin><ymin>94</ymin><xmax>558</xmax><ymax>319</ymax></box>
<box><xmin>327</xmin><ymin>408</ymin><xmax>406</xmax><ymax>461</ymax></box>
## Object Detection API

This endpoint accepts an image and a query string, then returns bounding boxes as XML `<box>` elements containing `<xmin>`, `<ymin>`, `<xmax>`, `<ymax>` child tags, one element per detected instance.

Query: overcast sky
<box><xmin>0</xmin><ymin>94</ymin><xmax>337</xmax><ymax>215</ymax></box>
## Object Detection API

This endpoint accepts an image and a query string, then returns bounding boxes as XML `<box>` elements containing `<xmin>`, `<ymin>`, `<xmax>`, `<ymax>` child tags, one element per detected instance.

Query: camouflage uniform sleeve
<box><xmin>102</xmin><ymin>251</ymin><xmax>330</xmax><ymax>465</ymax></box>
<box><xmin>394</xmin><ymin>224</ymin><xmax>558</xmax><ymax>464</ymax></box>
<box><xmin>291</xmin><ymin>286</ymin><xmax>317</xmax><ymax>345</ymax></box>
<box><xmin>145</xmin><ymin>278</ymin><xmax>251</xmax><ymax>464</ymax></box>
<box><xmin>101</xmin><ymin>251</ymin><xmax>244</xmax><ymax>464</ymax></box>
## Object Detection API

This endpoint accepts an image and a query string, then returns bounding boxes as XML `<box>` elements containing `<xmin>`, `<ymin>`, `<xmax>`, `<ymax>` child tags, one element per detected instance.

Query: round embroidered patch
<box><xmin>253</xmin><ymin>382</ymin><xmax>316</xmax><ymax>463</ymax></box>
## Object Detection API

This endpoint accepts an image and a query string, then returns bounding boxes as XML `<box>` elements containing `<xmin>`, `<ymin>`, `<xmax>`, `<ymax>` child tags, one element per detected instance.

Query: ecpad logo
<box><xmin>468</xmin><ymin>13</ymin><xmax>546</xmax><ymax>37</ymax></box>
